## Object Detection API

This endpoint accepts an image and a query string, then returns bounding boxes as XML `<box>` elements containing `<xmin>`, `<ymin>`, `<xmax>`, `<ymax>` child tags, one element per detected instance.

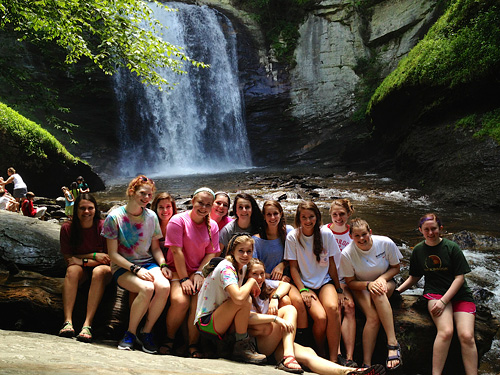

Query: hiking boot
<box><xmin>118</xmin><ymin>331</ymin><xmax>136</xmax><ymax>350</ymax></box>
<box><xmin>136</xmin><ymin>331</ymin><xmax>158</xmax><ymax>354</ymax></box>
<box><xmin>232</xmin><ymin>336</ymin><xmax>267</xmax><ymax>365</ymax></box>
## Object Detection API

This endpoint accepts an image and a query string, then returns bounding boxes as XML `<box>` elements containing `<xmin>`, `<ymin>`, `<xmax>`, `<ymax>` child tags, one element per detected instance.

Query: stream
<box><xmin>95</xmin><ymin>167</ymin><xmax>500</xmax><ymax>374</ymax></box>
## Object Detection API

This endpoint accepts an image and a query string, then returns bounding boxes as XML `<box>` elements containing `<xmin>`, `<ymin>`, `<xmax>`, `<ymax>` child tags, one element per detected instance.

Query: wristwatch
<box><xmin>82</xmin><ymin>258</ymin><xmax>88</xmax><ymax>267</ymax></box>
<box><xmin>272</xmin><ymin>293</ymin><xmax>280</xmax><ymax>300</ymax></box>
<box><xmin>336</xmin><ymin>287</ymin><xmax>344</xmax><ymax>294</ymax></box>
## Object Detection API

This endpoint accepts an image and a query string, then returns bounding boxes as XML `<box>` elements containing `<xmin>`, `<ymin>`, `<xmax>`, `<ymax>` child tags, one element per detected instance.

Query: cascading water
<box><xmin>113</xmin><ymin>2</ymin><xmax>252</xmax><ymax>177</ymax></box>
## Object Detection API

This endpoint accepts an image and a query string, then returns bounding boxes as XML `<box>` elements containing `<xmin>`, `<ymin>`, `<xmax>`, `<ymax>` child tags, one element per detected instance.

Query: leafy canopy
<box><xmin>0</xmin><ymin>0</ymin><xmax>208</xmax><ymax>90</ymax></box>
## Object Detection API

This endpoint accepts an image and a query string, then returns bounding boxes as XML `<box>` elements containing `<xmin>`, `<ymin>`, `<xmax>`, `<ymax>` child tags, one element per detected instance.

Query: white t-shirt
<box><xmin>251</xmin><ymin>280</ymin><xmax>280</xmax><ymax>314</ymax></box>
<box><xmin>0</xmin><ymin>196</ymin><xmax>9</xmax><ymax>210</ymax></box>
<box><xmin>340</xmin><ymin>235</ymin><xmax>402</xmax><ymax>281</ymax></box>
<box><xmin>284</xmin><ymin>226</ymin><xmax>341</xmax><ymax>289</ymax></box>
<box><xmin>195</xmin><ymin>259</ymin><xmax>246</xmax><ymax>323</ymax></box>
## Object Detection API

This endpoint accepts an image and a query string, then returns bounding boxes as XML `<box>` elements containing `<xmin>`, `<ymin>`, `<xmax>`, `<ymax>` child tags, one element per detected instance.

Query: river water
<box><xmin>95</xmin><ymin>167</ymin><xmax>500</xmax><ymax>374</ymax></box>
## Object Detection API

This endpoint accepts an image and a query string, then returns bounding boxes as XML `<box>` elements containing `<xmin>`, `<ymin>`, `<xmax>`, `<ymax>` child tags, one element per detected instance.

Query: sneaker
<box><xmin>337</xmin><ymin>354</ymin><xmax>348</xmax><ymax>366</ymax></box>
<box><xmin>232</xmin><ymin>336</ymin><xmax>267</xmax><ymax>365</ymax></box>
<box><xmin>136</xmin><ymin>331</ymin><xmax>158</xmax><ymax>354</ymax></box>
<box><xmin>118</xmin><ymin>331</ymin><xmax>136</xmax><ymax>350</ymax></box>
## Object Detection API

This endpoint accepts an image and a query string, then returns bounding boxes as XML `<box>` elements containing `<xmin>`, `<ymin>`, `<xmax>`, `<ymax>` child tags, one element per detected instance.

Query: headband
<box><xmin>193</xmin><ymin>187</ymin><xmax>215</xmax><ymax>199</ymax></box>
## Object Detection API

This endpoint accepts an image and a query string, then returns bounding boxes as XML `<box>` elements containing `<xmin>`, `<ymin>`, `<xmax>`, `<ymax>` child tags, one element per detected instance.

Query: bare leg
<box><xmin>319</xmin><ymin>284</ymin><xmax>341</xmax><ymax>362</ymax></box>
<box><xmin>62</xmin><ymin>265</ymin><xmax>86</xmax><ymax>323</ymax></box>
<box><xmin>307</xmin><ymin>292</ymin><xmax>328</xmax><ymax>357</ymax></box>
<box><xmin>117</xmin><ymin>272</ymin><xmax>155</xmax><ymax>335</ymax></box>
<box><xmin>142</xmin><ymin>267</ymin><xmax>170</xmax><ymax>333</ymax></box>
<box><xmin>83</xmin><ymin>265</ymin><xmax>112</xmax><ymax>327</ymax></box>
<box><xmin>212</xmin><ymin>296</ymin><xmax>252</xmax><ymax>335</ymax></box>
<box><xmin>166</xmin><ymin>280</ymin><xmax>190</xmax><ymax>339</ymax></box>
<box><xmin>289</xmin><ymin>285</ymin><xmax>308</xmax><ymax>329</ymax></box>
<box><xmin>341</xmin><ymin>285</ymin><xmax>356</xmax><ymax>361</ymax></box>
<box><xmin>352</xmin><ymin>289</ymin><xmax>380</xmax><ymax>366</ymax></box>
<box><xmin>455</xmin><ymin>311</ymin><xmax>477</xmax><ymax>375</ymax></box>
<box><xmin>428</xmin><ymin>299</ymin><xmax>454</xmax><ymax>375</ymax></box>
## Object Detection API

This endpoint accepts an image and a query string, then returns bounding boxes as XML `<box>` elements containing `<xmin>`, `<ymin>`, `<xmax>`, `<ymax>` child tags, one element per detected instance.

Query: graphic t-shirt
<box><xmin>101</xmin><ymin>206</ymin><xmax>162</xmax><ymax>274</ymax></box>
<box><xmin>195</xmin><ymin>259</ymin><xmax>245</xmax><ymax>323</ymax></box>
<box><xmin>409</xmin><ymin>238</ymin><xmax>473</xmax><ymax>302</ymax></box>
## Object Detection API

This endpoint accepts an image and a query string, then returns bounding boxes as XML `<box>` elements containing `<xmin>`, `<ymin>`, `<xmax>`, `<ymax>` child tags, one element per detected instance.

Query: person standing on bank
<box><xmin>102</xmin><ymin>175</ymin><xmax>172</xmax><ymax>353</ymax></box>
<box><xmin>397</xmin><ymin>213</ymin><xmax>477</xmax><ymax>375</ymax></box>
<box><xmin>59</xmin><ymin>193</ymin><xmax>112</xmax><ymax>342</ymax></box>
<box><xmin>1</xmin><ymin>167</ymin><xmax>27</xmax><ymax>208</ymax></box>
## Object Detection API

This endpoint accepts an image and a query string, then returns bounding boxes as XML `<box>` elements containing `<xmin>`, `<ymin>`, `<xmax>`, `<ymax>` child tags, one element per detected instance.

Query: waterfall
<box><xmin>113</xmin><ymin>2</ymin><xmax>252</xmax><ymax>177</ymax></box>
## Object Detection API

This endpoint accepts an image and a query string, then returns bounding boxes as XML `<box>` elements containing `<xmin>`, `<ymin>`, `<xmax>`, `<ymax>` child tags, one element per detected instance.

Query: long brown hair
<box><xmin>246</xmin><ymin>258</ymin><xmax>273</xmax><ymax>313</ymax></box>
<box><xmin>225</xmin><ymin>233</ymin><xmax>254</xmax><ymax>274</ymax></box>
<box><xmin>294</xmin><ymin>201</ymin><xmax>323</xmax><ymax>262</ymax></box>
<box><xmin>261</xmin><ymin>200</ymin><xmax>287</xmax><ymax>243</ymax></box>
<box><xmin>151</xmin><ymin>192</ymin><xmax>177</xmax><ymax>220</ymax></box>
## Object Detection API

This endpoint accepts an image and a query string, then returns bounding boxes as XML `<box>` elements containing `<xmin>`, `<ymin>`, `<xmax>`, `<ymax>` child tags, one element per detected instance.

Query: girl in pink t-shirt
<box><xmin>210</xmin><ymin>191</ymin><xmax>233</xmax><ymax>231</ymax></box>
<box><xmin>162</xmin><ymin>187</ymin><xmax>220</xmax><ymax>357</ymax></box>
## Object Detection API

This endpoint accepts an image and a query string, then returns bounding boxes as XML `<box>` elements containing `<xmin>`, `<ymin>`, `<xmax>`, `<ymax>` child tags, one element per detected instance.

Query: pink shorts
<box><xmin>424</xmin><ymin>293</ymin><xmax>476</xmax><ymax>315</ymax></box>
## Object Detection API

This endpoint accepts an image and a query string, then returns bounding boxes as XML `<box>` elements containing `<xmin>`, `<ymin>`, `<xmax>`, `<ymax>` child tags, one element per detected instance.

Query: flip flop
<box><xmin>59</xmin><ymin>321</ymin><xmax>75</xmax><ymax>338</ymax></box>
<box><xmin>347</xmin><ymin>364</ymin><xmax>386</xmax><ymax>375</ymax></box>
<box><xmin>188</xmin><ymin>344</ymin><xmax>204</xmax><ymax>358</ymax></box>
<box><xmin>276</xmin><ymin>355</ymin><xmax>304</xmax><ymax>374</ymax></box>
<box><xmin>158</xmin><ymin>337</ymin><xmax>175</xmax><ymax>355</ymax></box>
<box><xmin>76</xmin><ymin>326</ymin><xmax>92</xmax><ymax>343</ymax></box>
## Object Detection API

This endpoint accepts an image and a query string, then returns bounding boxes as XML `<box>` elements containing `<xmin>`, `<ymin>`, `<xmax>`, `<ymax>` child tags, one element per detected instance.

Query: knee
<box><xmin>280</xmin><ymin>295</ymin><xmax>292</xmax><ymax>306</ymax></box>
<box><xmin>138</xmin><ymin>283</ymin><xmax>155</xmax><ymax>299</ymax></box>
<box><xmin>312</xmin><ymin>313</ymin><xmax>327</xmax><ymax>329</ymax></box>
<box><xmin>91</xmin><ymin>266</ymin><xmax>111</xmax><ymax>281</ymax></box>
<box><xmin>171</xmin><ymin>294</ymin><xmax>189</xmax><ymax>311</ymax></box>
<box><xmin>291</xmin><ymin>297</ymin><xmax>307</xmax><ymax>314</ymax></box>
<box><xmin>344</xmin><ymin>299</ymin><xmax>356</xmax><ymax>315</ymax></box>
<box><xmin>65</xmin><ymin>266</ymin><xmax>83</xmax><ymax>281</ymax></box>
<box><xmin>437</xmin><ymin>327</ymin><xmax>454</xmax><ymax>342</ymax></box>
<box><xmin>458</xmin><ymin>330</ymin><xmax>475</xmax><ymax>346</ymax></box>
<box><xmin>365</xmin><ymin>314</ymin><xmax>380</xmax><ymax>327</ymax></box>
<box><xmin>261</xmin><ymin>323</ymin><xmax>274</xmax><ymax>336</ymax></box>
<box><xmin>280</xmin><ymin>305</ymin><xmax>297</xmax><ymax>318</ymax></box>
<box><xmin>155</xmin><ymin>280</ymin><xmax>171</xmax><ymax>296</ymax></box>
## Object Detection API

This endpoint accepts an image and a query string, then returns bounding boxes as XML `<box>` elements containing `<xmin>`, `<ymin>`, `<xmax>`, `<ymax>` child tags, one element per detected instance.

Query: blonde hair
<box><xmin>225</xmin><ymin>233</ymin><xmax>254</xmax><ymax>273</ymax></box>
<box><xmin>329</xmin><ymin>198</ymin><xmax>354</xmax><ymax>216</ymax></box>
<box><xmin>192</xmin><ymin>188</ymin><xmax>216</xmax><ymax>252</ymax></box>
<box><xmin>349</xmin><ymin>218</ymin><xmax>371</xmax><ymax>235</ymax></box>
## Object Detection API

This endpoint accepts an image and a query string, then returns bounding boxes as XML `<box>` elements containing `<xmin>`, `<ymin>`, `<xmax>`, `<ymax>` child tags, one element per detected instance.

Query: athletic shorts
<box><xmin>196</xmin><ymin>312</ymin><xmax>224</xmax><ymax>340</ymax></box>
<box><xmin>113</xmin><ymin>262</ymin><xmax>159</xmax><ymax>282</ymax></box>
<box><xmin>424</xmin><ymin>293</ymin><xmax>476</xmax><ymax>314</ymax></box>
<box><xmin>13</xmin><ymin>188</ymin><xmax>27</xmax><ymax>199</ymax></box>
<box><xmin>309</xmin><ymin>279</ymin><xmax>335</xmax><ymax>296</ymax></box>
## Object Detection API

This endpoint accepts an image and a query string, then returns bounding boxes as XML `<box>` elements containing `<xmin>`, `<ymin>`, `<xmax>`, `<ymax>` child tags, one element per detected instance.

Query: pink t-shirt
<box><xmin>217</xmin><ymin>215</ymin><xmax>234</xmax><ymax>231</ymax></box>
<box><xmin>165</xmin><ymin>211</ymin><xmax>220</xmax><ymax>273</ymax></box>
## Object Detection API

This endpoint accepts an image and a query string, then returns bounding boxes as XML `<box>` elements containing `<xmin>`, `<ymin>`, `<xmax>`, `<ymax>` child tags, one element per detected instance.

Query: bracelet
<box><xmin>299</xmin><ymin>288</ymin><xmax>309</xmax><ymax>293</ymax></box>
<box><xmin>439</xmin><ymin>299</ymin><xmax>447</xmax><ymax>306</ymax></box>
<box><xmin>180</xmin><ymin>277</ymin><xmax>190</xmax><ymax>284</ymax></box>
<box><xmin>194</xmin><ymin>271</ymin><xmax>203</xmax><ymax>276</ymax></box>
<box><xmin>160</xmin><ymin>263</ymin><xmax>168</xmax><ymax>269</ymax></box>
<box><xmin>130</xmin><ymin>264</ymin><xmax>141</xmax><ymax>274</ymax></box>
<box><xmin>274</xmin><ymin>316</ymin><xmax>278</xmax><ymax>323</ymax></box>
<box><xmin>366</xmin><ymin>282</ymin><xmax>370</xmax><ymax>291</ymax></box>
<box><xmin>93</xmin><ymin>252</ymin><xmax>97</xmax><ymax>260</ymax></box>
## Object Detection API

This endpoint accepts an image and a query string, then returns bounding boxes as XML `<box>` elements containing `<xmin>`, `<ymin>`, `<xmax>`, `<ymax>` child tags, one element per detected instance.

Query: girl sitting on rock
<box><xmin>285</xmin><ymin>201</ymin><xmax>343</xmax><ymax>362</ymax></box>
<box><xmin>340</xmin><ymin>218</ymin><xmax>402</xmax><ymax>370</ymax></box>
<box><xmin>396</xmin><ymin>213</ymin><xmax>477</xmax><ymax>375</ymax></box>
<box><xmin>194</xmin><ymin>233</ymin><xmax>266</xmax><ymax>364</ymax></box>
<box><xmin>246</xmin><ymin>258</ymin><xmax>386</xmax><ymax>375</ymax></box>
<box><xmin>59</xmin><ymin>193</ymin><xmax>112</xmax><ymax>343</ymax></box>
<box><xmin>161</xmin><ymin>187</ymin><xmax>219</xmax><ymax>357</ymax></box>
<box><xmin>151</xmin><ymin>191</ymin><xmax>177</xmax><ymax>254</ymax></box>
<box><xmin>102</xmin><ymin>175</ymin><xmax>172</xmax><ymax>353</ymax></box>
<box><xmin>219</xmin><ymin>192</ymin><xmax>264</xmax><ymax>256</ymax></box>
<box><xmin>210</xmin><ymin>191</ymin><xmax>233</xmax><ymax>231</ymax></box>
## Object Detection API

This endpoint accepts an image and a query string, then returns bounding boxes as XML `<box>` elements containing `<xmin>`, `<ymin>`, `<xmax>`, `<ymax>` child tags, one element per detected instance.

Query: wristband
<box><xmin>194</xmin><ymin>271</ymin><xmax>203</xmax><ymax>276</ymax></box>
<box><xmin>299</xmin><ymin>288</ymin><xmax>309</xmax><ymax>293</ymax></box>
<box><xmin>366</xmin><ymin>282</ymin><xmax>370</xmax><ymax>291</ymax></box>
<box><xmin>93</xmin><ymin>252</ymin><xmax>97</xmax><ymax>260</ymax></box>
<box><xmin>439</xmin><ymin>299</ymin><xmax>447</xmax><ymax>306</ymax></box>
<box><xmin>180</xmin><ymin>277</ymin><xmax>190</xmax><ymax>284</ymax></box>
<box><xmin>160</xmin><ymin>263</ymin><xmax>168</xmax><ymax>269</ymax></box>
<box><xmin>272</xmin><ymin>293</ymin><xmax>280</xmax><ymax>300</ymax></box>
<box><xmin>274</xmin><ymin>316</ymin><xmax>277</xmax><ymax>323</ymax></box>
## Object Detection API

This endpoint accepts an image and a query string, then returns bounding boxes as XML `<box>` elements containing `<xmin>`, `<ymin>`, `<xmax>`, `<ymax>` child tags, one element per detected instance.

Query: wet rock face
<box><xmin>0</xmin><ymin>211</ymin><xmax>66</xmax><ymax>277</ymax></box>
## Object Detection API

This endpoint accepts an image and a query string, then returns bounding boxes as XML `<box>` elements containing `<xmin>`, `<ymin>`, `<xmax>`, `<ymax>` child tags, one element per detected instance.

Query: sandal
<box><xmin>76</xmin><ymin>326</ymin><xmax>93</xmax><ymax>343</ymax></box>
<box><xmin>158</xmin><ymin>336</ymin><xmax>175</xmax><ymax>355</ymax></box>
<box><xmin>276</xmin><ymin>355</ymin><xmax>304</xmax><ymax>374</ymax></box>
<box><xmin>59</xmin><ymin>321</ymin><xmax>75</xmax><ymax>338</ymax></box>
<box><xmin>348</xmin><ymin>364</ymin><xmax>386</xmax><ymax>375</ymax></box>
<box><xmin>188</xmin><ymin>344</ymin><xmax>204</xmax><ymax>358</ymax></box>
<box><xmin>386</xmin><ymin>343</ymin><xmax>402</xmax><ymax>371</ymax></box>
<box><xmin>345</xmin><ymin>359</ymin><xmax>359</xmax><ymax>368</ymax></box>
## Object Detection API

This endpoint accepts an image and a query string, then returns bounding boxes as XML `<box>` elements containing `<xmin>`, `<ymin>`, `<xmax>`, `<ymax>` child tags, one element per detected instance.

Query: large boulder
<box><xmin>0</xmin><ymin>210</ymin><xmax>66</xmax><ymax>277</ymax></box>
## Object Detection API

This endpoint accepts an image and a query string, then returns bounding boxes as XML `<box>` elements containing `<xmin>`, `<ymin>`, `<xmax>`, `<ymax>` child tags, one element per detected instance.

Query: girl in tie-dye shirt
<box><xmin>102</xmin><ymin>175</ymin><xmax>172</xmax><ymax>354</ymax></box>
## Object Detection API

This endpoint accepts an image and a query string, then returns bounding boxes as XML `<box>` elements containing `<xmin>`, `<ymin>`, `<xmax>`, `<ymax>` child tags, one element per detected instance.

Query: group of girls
<box><xmin>58</xmin><ymin>175</ymin><xmax>478</xmax><ymax>375</ymax></box>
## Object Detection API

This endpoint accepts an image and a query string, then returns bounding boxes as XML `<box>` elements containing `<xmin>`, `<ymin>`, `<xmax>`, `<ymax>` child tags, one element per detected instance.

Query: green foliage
<box><xmin>235</xmin><ymin>0</ymin><xmax>312</xmax><ymax>64</ymax></box>
<box><xmin>351</xmin><ymin>55</ymin><xmax>383</xmax><ymax>123</ymax></box>
<box><xmin>456</xmin><ymin>108</ymin><xmax>500</xmax><ymax>144</ymax></box>
<box><xmin>368</xmin><ymin>0</ymin><xmax>500</xmax><ymax>113</ymax></box>
<box><xmin>0</xmin><ymin>0</ymin><xmax>208</xmax><ymax>90</ymax></box>
<box><xmin>0</xmin><ymin>101</ymin><xmax>81</xmax><ymax>162</ymax></box>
